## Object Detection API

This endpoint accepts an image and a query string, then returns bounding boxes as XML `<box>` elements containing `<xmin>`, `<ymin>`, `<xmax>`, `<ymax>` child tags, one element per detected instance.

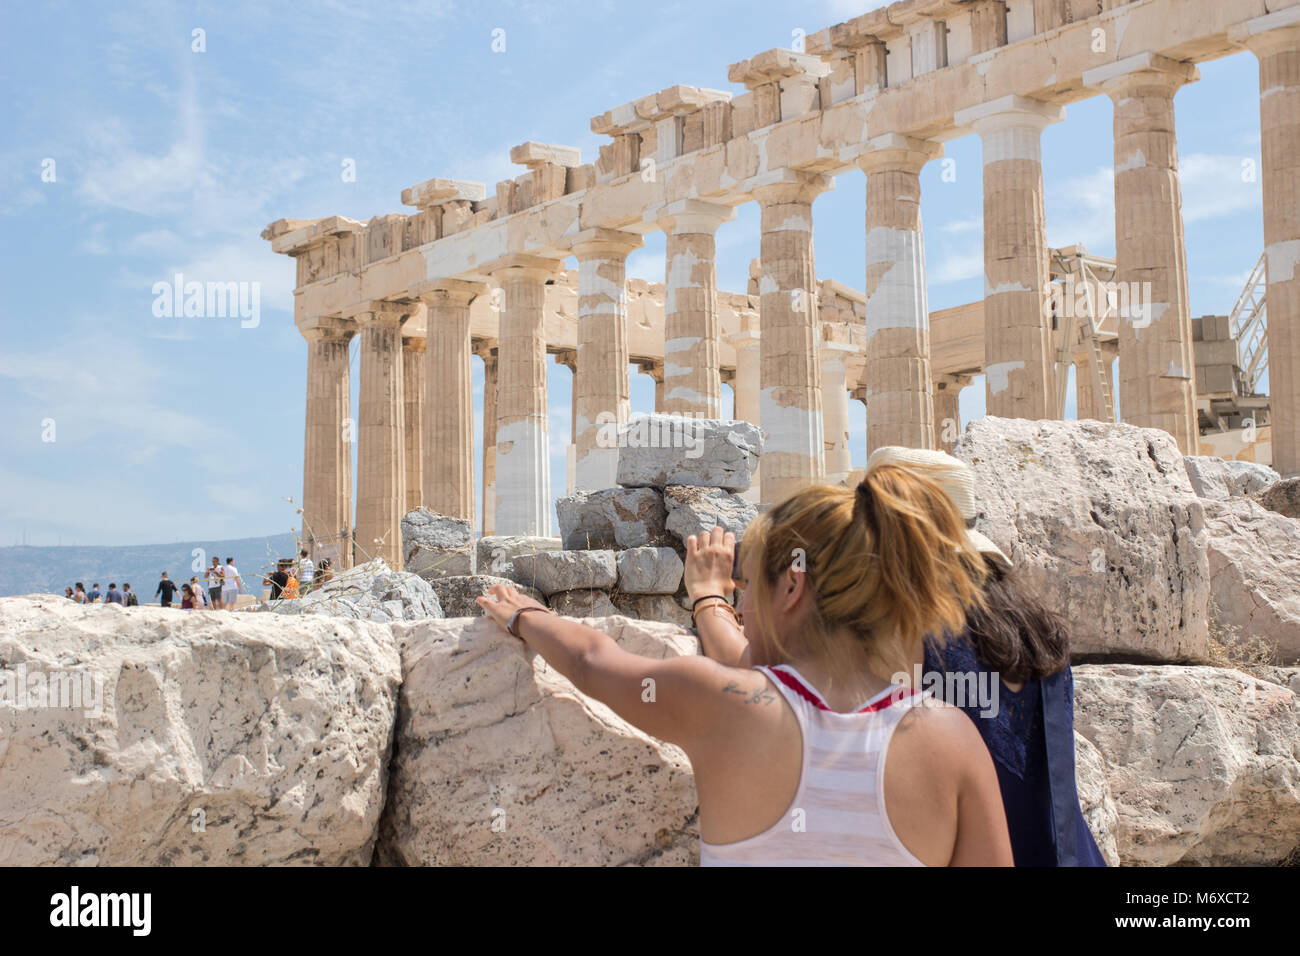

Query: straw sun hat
<box><xmin>864</xmin><ymin>446</ymin><xmax>1012</xmax><ymax>571</ymax></box>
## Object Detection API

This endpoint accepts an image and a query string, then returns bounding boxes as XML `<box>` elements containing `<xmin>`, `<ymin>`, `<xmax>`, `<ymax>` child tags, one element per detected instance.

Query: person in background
<box><xmin>64</xmin><ymin>587</ymin><xmax>74</xmax><ymax>600</ymax></box>
<box><xmin>282</xmin><ymin>565</ymin><xmax>300</xmax><ymax>600</ymax></box>
<box><xmin>123</xmin><ymin>583</ymin><xmax>139</xmax><ymax>607</ymax></box>
<box><xmin>88</xmin><ymin>583</ymin><xmax>101</xmax><ymax>604</ymax></box>
<box><xmin>74</xmin><ymin>583</ymin><xmax>87</xmax><ymax>604</ymax></box>
<box><xmin>189</xmin><ymin>576</ymin><xmax>208</xmax><ymax>609</ymax></box>
<box><xmin>180</xmin><ymin>583</ymin><xmax>196</xmax><ymax>609</ymax></box>
<box><xmin>317</xmin><ymin>558</ymin><xmax>333</xmax><ymax>584</ymax></box>
<box><xmin>207</xmin><ymin>557</ymin><xmax>225</xmax><ymax>610</ymax></box>
<box><xmin>265</xmin><ymin>561</ymin><xmax>289</xmax><ymax>600</ymax></box>
<box><xmin>222</xmin><ymin>557</ymin><xmax>242</xmax><ymax>610</ymax></box>
<box><xmin>104</xmin><ymin>583</ymin><xmax>123</xmax><ymax>606</ymax></box>
<box><xmin>298</xmin><ymin>548</ymin><xmax>315</xmax><ymax>594</ymax></box>
<box><xmin>155</xmin><ymin>572</ymin><xmax>179</xmax><ymax>608</ymax></box>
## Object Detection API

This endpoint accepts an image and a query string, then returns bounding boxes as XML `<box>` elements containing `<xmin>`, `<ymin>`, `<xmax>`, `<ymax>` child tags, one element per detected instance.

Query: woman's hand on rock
<box><xmin>684</xmin><ymin>525</ymin><xmax>736</xmax><ymax>602</ymax></box>
<box><xmin>475</xmin><ymin>582</ymin><xmax>547</xmax><ymax>631</ymax></box>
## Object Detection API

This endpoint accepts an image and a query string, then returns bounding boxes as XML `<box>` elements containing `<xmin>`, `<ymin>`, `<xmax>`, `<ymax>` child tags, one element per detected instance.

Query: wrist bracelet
<box><xmin>507</xmin><ymin>605</ymin><xmax>554</xmax><ymax>639</ymax></box>
<box><xmin>691</xmin><ymin>593</ymin><xmax>731</xmax><ymax>611</ymax></box>
<box><xmin>692</xmin><ymin>598</ymin><xmax>740</xmax><ymax>627</ymax></box>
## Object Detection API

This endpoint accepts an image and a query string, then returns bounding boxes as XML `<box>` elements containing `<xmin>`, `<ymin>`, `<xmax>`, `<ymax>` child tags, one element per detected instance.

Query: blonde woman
<box><xmin>477</xmin><ymin>465</ymin><xmax>1013</xmax><ymax>866</ymax></box>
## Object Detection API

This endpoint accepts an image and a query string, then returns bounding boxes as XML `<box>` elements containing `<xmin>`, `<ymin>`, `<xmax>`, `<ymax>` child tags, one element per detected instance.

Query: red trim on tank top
<box><xmin>767</xmin><ymin>665</ymin><xmax>919</xmax><ymax>714</ymax></box>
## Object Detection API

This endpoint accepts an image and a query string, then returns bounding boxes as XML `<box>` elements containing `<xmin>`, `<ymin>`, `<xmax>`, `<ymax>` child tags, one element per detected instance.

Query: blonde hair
<box><xmin>739</xmin><ymin>464</ymin><xmax>987</xmax><ymax>681</ymax></box>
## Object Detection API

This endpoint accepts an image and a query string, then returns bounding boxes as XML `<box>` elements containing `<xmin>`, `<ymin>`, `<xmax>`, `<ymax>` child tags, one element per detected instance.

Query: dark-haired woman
<box><xmin>863</xmin><ymin>445</ymin><xmax>1106</xmax><ymax>867</ymax></box>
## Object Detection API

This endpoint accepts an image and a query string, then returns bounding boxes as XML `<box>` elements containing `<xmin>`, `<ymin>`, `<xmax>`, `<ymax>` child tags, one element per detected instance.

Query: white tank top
<box><xmin>699</xmin><ymin>664</ymin><xmax>928</xmax><ymax>867</ymax></box>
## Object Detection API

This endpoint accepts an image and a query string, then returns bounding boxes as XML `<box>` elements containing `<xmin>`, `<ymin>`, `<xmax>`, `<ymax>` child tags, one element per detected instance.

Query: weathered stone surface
<box><xmin>556</xmin><ymin>487</ymin><xmax>673</xmax><ymax>550</ymax></box>
<box><xmin>510</xmin><ymin>551</ymin><xmax>617</xmax><ymax>596</ymax></box>
<box><xmin>616</xmin><ymin>415</ymin><xmax>762</xmax><ymax>492</ymax></box>
<box><xmin>1183</xmin><ymin>456</ymin><xmax>1279</xmax><ymax>500</ymax></box>
<box><xmin>616</xmin><ymin>547</ymin><xmax>684</xmax><ymax>594</ymax></box>
<box><xmin>549</xmin><ymin>589</ymin><xmax>619</xmax><ymax>618</ymax></box>
<box><xmin>1261</xmin><ymin>666</ymin><xmax>1300</xmax><ymax>696</ymax></box>
<box><xmin>0</xmin><ymin>596</ymin><xmax>400</xmax><ymax>866</ymax></box>
<box><xmin>1073</xmin><ymin>664</ymin><xmax>1300</xmax><ymax>866</ymax></box>
<box><xmin>1073</xmin><ymin>732</ymin><xmax>1120</xmax><ymax>867</ymax></box>
<box><xmin>1203</xmin><ymin>498</ymin><xmax>1300</xmax><ymax>664</ymax></box>
<box><xmin>262</xmin><ymin>558</ymin><xmax>443</xmax><ymax>622</ymax></box>
<box><xmin>1252</xmin><ymin>476</ymin><xmax>1300</xmax><ymax>519</ymax></box>
<box><xmin>430</xmin><ymin>575</ymin><xmax>547</xmax><ymax>618</ymax></box>
<box><xmin>610</xmin><ymin>593</ymin><xmax>694</xmax><ymax>629</ymax></box>
<box><xmin>663</xmin><ymin>485</ymin><xmax>758</xmax><ymax>545</ymax></box>
<box><xmin>401</xmin><ymin>508</ymin><xmax>474</xmax><ymax>578</ymax></box>
<box><xmin>954</xmin><ymin>418</ymin><xmax>1209</xmax><ymax>662</ymax></box>
<box><xmin>376</xmin><ymin>615</ymin><xmax>699</xmax><ymax>865</ymax></box>
<box><xmin>475</xmin><ymin>535</ymin><xmax>562</xmax><ymax>580</ymax></box>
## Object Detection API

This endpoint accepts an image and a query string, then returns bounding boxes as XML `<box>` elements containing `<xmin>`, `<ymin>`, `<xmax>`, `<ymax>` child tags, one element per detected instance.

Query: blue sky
<box><xmin>0</xmin><ymin>0</ymin><xmax>1266</xmax><ymax>546</ymax></box>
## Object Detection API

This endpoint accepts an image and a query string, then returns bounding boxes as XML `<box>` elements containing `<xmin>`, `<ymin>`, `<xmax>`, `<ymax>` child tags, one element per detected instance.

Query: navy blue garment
<box><xmin>922</xmin><ymin>632</ymin><xmax>1106</xmax><ymax>866</ymax></box>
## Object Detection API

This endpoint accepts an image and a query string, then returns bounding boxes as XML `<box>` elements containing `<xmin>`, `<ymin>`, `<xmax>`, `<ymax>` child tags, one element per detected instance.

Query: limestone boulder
<box><xmin>954</xmin><ymin>418</ymin><xmax>1209</xmax><ymax>662</ymax></box>
<box><xmin>663</xmin><ymin>485</ymin><xmax>759</xmax><ymax>545</ymax></box>
<box><xmin>511</xmin><ymin>551</ymin><xmax>617</xmax><ymax>596</ymax></box>
<box><xmin>1202</xmin><ymin>498</ymin><xmax>1300</xmax><ymax>663</ymax></box>
<box><xmin>611</xmin><ymin>593</ymin><xmax>694</xmax><ymax>629</ymax></box>
<box><xmin>557</xmin><ymin>487</ymin><xmax>673</xmax><ymax>550</ymax></box>
<box><xmin>475</xmin><ymin>535</ymin><xmax>562</xmax><ymax>583</ymax></box>
<box><xmin>1183</xmin><ymin>456</ymin><xmax>1279</xmax><ymax>500</ymax></box>
<box><xmin>430</xmin><ymin>575</ymin><xmax>547</xmax><ymax>618</ymax></box>
<box><xmin>376</xmin><ymin>615</ymin><xmax>700</xmax><ymax>865</ymax></box>
<box><xmin>263</xmin><ymin>558</ymin><xmax>443</xmax><ymax>622</ymax></box>
<box><xmin>1073</xmin><ymin>732</ymin><xmax>1120</xmax><ymax>867</ymax></box>
<box><xmin>616</xmin><ymin>547</ymin><xmax>685</xmax><ymax>594</ymax></box>
<box><xmin>1073</xmin><ymin>664</ymin><xmax>1300</xmax><ymax>866</ymax></box>
<box><xmin>550</xmin><ymin>589</ymin><xmax>619</xmax><ymax>618</ymax></box>
<box><xmin>400</xmin><ymin>508</ymin><xmax>474</xmax><ymax>578</ymax></box>
<box><xmin>616</xmin><ymin>415</ymin><xmax>762</xmax><ymax>492</ymax></box>
<box><xmin>0</xmin><ymin>596</ymin><xmax>401</xmax><ymax>866</ymax></box>
<box><xmin>1252</xmin><ymin>476</ymin><xmax>1300</xmax><ymax>519</ymax></box>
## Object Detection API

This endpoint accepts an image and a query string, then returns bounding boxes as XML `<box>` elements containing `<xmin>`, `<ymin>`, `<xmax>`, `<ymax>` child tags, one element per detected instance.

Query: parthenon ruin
<box><xmin>264</xmin><ymin>0</ymin><xmax>1295</xmax><ymax>569</ymax></box>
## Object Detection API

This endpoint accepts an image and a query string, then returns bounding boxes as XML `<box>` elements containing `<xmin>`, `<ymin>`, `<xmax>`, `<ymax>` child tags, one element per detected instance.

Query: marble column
<box><xmin>658</xmin><ymin>200</ymin><xmax>735</xmax><ymax>417</ymax></box>
<box><xmin>350</xmin><ymin>302</ymin><xmax>407</xmax><ymax>568</ymax></box>
<box><xmin>418</xmin><ymin>280</ymin><xmax>482</xmax><ymax>523</ymax></box>
<box><xmin>955</xmin><ymin>95</ymin><xmax>1064</xmax><ymax>419</ymax></box>
<box><xmin>492</xmin><ymin>255</ymin><xmax>563</xmax><ymax>535</ymax></box>
<box><xmin>475</xmin><ymin>340</ymin><xmax>499</xmax><ymax>535</ymax></box>
<box><xmin>569</xmin><ymin>229</ymin><xmax>641</xmax><ymax>490</ymax></box>
<box><xmin>820</xmin><ymin>340</ymin><xmax>855</xmax><ymax>484</ymax></box>
<box><xmin>932</xmin><ymin>374</ymin><xmax>970</xmax><ymax>452</ymax></box>
<box><xmin>728</xmin><ymin>326</ymin><xmax>763</xmax><ymax>504</ymax></box>
<box><xmin>1073</xmin><ymin>349</ymin><xmax>1116</xmax><ymax>422</ymax></box>
<box><xmin>301</xmin><ymin>322</ymin><xmax>355</xmax><ymax>569</ymax></box>
<box><xmin>857</xmin><ymin>134</ymin><xmax>942</xmax><ymax>452</ymax></box>
<box><xmin>402</xmin><ymin>334</ymin><xmax>425</xmax><ymax>514</ymax></box>
<box><xmin>753</xmin><ymin>172</ymin><xmax>832</xmax><ymax>503</ymax></box>
<box><xmin>1085</xmin><ymin>53</ymin><xmax>1199</xmax><ymax>453</ymax></box>
<box><xmin>1235</xmin><ymin>11</ymin><xmax>1300</xmax><ymax>475</ymax></box>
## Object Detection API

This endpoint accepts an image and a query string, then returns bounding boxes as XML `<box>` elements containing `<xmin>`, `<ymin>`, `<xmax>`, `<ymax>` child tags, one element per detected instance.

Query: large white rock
<box><xmin>510</xmin><ymin>551</ymin><xmax>618</xmax><ymax>596</ymax></box>
<box><xmin>0</xmin><ymin>596</ymin><xmax>401</xmax><ymax>866</ymax></box>
<box><xmin>262</xmin><ymin>558</ymin><xmax>443</xmax><ymax>622</ymax></box>
<box><xmin>1203</xmin><ymin>498</ymin><xmax>1300</xmax><ymax>664</ymax></box>
<box><xmin>663</xmin><ymin>485</ymin><xmax>758</xmax><ymax>545</ymax></box>
<box><xmin>556</xmin><ymin>488</ymin><xmax>674</xmax><ymax>550</ymax></box>
<box><xmin>401</xmin><ymin>508</ymin><xmax>474</xmax><ymax>578</ymax></box>
<box><xmin>1073</xmin><ymin>663</ymin><xmax>1300</xmax><ymax>866</ymax></box>
<box><xmin>954</xmin><ymin>418</ymin><xmax>1209</xmax><ymax>662</ymax></box>
<box><xmin>1073</xmin><ymin>732</ymin><xmax>1120</xmax><ymax>867</ymax></box>
<box><xmin>1183</xmin><ymin>456</ymin><xmax>1279</xmax><ymax>500</ymax></box>
<box><xmin>376</xmin><ymin>615</ymin><xmax>700</xmax><ymax>865</ymax></box>
<box><xmin>616</xmin><ymin>547</ymin><xmax>685</xmax><ymax>594</ymax></box>
<box><xmin>475</xmin><ymin>535</ymin><xmax>562</xmax><ymax>583</ymax></box>
<box><xmin>615</xmin><ymin>416</ymin><xmax>762</xmax><ymax>492</ymax></box>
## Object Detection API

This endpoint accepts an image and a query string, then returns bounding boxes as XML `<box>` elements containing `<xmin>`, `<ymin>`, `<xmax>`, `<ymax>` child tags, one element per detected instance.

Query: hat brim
<box><xmin>966</xmin><ymin>529</ymin><xmax>1012</xmax><ymax>571</ymax></box>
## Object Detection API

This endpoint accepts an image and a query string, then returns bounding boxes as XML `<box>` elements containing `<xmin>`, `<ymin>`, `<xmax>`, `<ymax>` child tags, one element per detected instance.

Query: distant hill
<box><xmin>0</xmin><ymin>533</ymin><xmax>299</xmax><ymax>599</ymax></box>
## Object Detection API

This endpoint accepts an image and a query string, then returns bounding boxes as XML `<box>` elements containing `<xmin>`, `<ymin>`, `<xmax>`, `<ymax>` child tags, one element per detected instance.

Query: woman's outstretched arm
<box><xmin>476</xmin><ymin>583</ymin><xmax>741</xmax><ymax>751</ymax></box>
